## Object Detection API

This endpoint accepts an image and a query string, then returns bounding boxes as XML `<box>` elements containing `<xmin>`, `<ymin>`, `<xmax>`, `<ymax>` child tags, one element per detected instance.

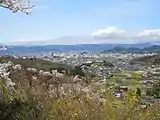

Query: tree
<box><xmin>136</xmin><ymin>88</ymin><xmax>141</xmax><ymax>97</ymax></box>
<box><xmin>0</xmin><ymin>0</ymin><xmax>35</xmax><ymax>14</ymax></box>
<box><xmin>146</xmin><ymin>88</ymin><xmax>153</xmax><ymax>96</ymax></box>
<box><xmin>71</xmin><ymin>66</ymin><xmax>85</xmax><ymax>77</ymax></box>
<box><xmin>152</xmin><ymin>81</ymin><xmax>160</xmax><ymax>98</ymax></box>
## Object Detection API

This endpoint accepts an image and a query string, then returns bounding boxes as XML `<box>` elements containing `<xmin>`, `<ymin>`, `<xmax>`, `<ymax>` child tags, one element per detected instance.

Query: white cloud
<box><xmin>91</xmin><ymin>27</ymin><xmax>160</xmax><ymax>44</ymax></box>
<box><xmin>137</xmin><ymin>29</ymin><xmax>160</xmax><ymax>40</ymax></box>
<box><xmin>5</xmin><ymin>27</ymin><xmax>160</xmax><ymax>45</ymax></box>
<box><xmin>92</xmin><ymin>27</ymin><xmax>126</xmax><ymax>39</ymax></box>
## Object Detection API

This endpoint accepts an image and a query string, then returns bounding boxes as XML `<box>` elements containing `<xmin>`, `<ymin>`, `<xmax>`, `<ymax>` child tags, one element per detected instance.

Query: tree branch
<box><xmin>0</xmin><ymin>4</ymin><xmax>9</xmax><ymax>9</ymax></box>
<box><xmin>0</xmin><ymin>0</ymin><xmax>35</xmax><ymax>14</ymax></box>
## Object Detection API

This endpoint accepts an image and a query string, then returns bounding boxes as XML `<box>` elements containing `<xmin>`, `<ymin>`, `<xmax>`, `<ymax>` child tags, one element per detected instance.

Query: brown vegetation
<box><xmin>0</xmin><ymin>61</ymin><xmax>159</xmax><ymax>120</ymax></box>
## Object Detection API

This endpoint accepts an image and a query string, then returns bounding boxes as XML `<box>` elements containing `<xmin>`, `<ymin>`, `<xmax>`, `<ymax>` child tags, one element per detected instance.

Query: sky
<box><xmin>1</xmin><ymin>0</ymin><xmax>160</xmax><ymax>45</ymax></box>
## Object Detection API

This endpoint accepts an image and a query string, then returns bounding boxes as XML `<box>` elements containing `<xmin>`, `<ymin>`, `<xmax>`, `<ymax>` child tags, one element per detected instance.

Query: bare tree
<box><xmin>0</xmin><ymin>0</ymin><xmax>35</xmax><ymax>14</ymax></box>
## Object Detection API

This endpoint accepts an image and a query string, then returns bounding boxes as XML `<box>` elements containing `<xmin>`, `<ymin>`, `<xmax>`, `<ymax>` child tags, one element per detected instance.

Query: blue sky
<box><xmin>1</xmin><ymin>0</ymin><xmax>160</xmax><ymax>45</ymax></box>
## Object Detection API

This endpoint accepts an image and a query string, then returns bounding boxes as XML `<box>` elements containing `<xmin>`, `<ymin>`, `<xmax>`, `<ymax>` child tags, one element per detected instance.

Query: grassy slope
<box><xmin>0</xmin><ymin>56</ymin><xmax>73</xmax><ymax>71</ymax></box>
<box><xmin>129</xmin><ymin>54</ymin><xmax>160</xmax><ymax>65</ymax></box>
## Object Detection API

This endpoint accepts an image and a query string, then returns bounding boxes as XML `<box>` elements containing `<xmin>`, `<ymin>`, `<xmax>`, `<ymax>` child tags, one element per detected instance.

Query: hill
<box><xmin>129</xmin><ymin>54</ymin><xmax>160</xmax><ymax>65</ymax></box>
<box><xmin>102</xmin><ymin>45</ymin><xmax>160</xmax><ymax>53</ymax></box>
<box><xmin>143</xmin><ymin>45</ymin><xmax>160</xmax><ymax>53</ymax></box>
<box><xmin>0</xmin><ymin>43</ymin><xmax>153</xmax><ymax>54</ymax></box>
<box><xmin>0</xmin><ymin>56</ymin><xmax>87</xmax><ymax>77</ymax></box>
<box><xmin>0</xmin><ymin>56</ymin><xmax>73</xmax><ymax>72</ymax></box>
<box><xmin>80</xmin><ymin>60</ymin><xmax>114</xmax><ymax>67</ymax></box>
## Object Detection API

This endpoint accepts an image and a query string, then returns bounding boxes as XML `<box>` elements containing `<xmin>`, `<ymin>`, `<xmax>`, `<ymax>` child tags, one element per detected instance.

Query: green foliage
<box><xmin>0</xmin><ymin>80</ymin><xmax>43</xmax><ymax>120</ymax></box>
<box><xmin>81</xmin><ymin>60</ymin><xmax>114</xmax><ymax>67</ymax></box>
<box><xmin>152</xmin><ymin>82</ymin><xmax>160</xmax><ymax>98</ymax></box>
<box><xmin>102</xmin><ymin>60</ymin><xmax>114</xmax><ymax>67</ymax></box>
<box><xmin>136</xmin><ymin>88</ymin><xmax>141</xmax><ymax>97</ymax></box>
<box><xmin>0</xmin><ymin>80</ymin><xmax>10</xmax><ymax>100</ymax></box>
<box><xmin>130</xmin><ymin>54</ymin><xmax>160</xmax><ymax>65</ymax></box>
<box><xmin>146</xmin><ymin>82</ymin><xmax>160</xmax><ymax>98</ymax></box>
<box><xmin>0</xmin><ymin>98</ymin><xmax>43</xmax><ymax>120</ymax></box>
<box><xmin>71</xmin><ymin>66</ymin><xmax>85</xmax><ymax>77</ymax></box>
<box><xmin>0</xmin><ymin>82</ymin><xmax>159</xmax><ymax>120</ymax></box>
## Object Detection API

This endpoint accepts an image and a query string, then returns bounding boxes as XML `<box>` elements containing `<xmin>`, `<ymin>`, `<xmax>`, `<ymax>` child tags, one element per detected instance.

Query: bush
<box><xmin>0</xmin><ymin>98</ymin><xmax>43</xmax><ymax>120</ymax></box>
<box><xmin>136</xmin><ymin>88</ymin><xmax>141</xmax><ymax>97</ymax></box>
<box><xmin>71</xmin><ymin>66</ymin><xmax>85</xmax><ymax>77</ymax></box>
<box><xmin>146</xmin><ymin>82</ymin><xmax>160</xmax><ymax>98</ymax></box>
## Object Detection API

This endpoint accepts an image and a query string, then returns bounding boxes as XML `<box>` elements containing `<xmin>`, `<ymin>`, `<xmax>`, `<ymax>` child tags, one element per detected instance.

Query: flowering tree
<box><xmin>0</xmin><ymin>0</ymin><xmax>35</xmax><ymax>14</ymax></box>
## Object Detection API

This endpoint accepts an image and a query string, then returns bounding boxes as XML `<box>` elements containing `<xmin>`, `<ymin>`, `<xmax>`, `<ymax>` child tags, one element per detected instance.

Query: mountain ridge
<box><xmin>0</xmin><ymin>42</ymin><xmax>159</xmax><ymax>54</ymax></box>
<box><xmin>102</xmin><ymin>45</ymin><xmax>160</xmax><ymax>53</ymax></box>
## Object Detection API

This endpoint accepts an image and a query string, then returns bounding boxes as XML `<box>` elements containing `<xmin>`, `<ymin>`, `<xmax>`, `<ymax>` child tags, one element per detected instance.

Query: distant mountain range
<box><xmin>0</xmin><ymin>42</ymin><xmax>160</xmax><ymax>54</ymax></box>
<box><xmin>102</xmin><ymin>45</ymin><xmax>160</xmax><ymax>53</ymax></box>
